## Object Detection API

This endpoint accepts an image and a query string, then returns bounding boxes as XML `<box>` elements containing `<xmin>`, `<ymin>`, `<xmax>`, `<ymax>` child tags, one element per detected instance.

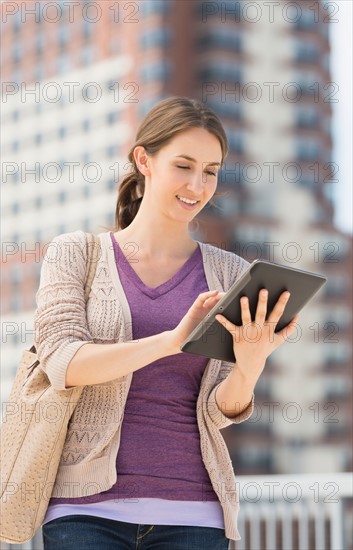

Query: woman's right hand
<box><xmin>169</xmin><ymin>290</ymin><xmax>225</xmax><ymax>353</ymax></box>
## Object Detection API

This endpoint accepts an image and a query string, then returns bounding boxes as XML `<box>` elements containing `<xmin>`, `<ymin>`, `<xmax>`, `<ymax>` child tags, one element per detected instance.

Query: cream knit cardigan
<box><xmin>34</xmin><ymin>230</ymin><xmax>255</xmax><ymax>542</ymax></box>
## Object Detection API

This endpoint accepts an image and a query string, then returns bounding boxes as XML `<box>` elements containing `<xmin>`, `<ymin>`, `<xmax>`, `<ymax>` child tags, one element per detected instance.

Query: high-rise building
<box><xmin>1</xmin><ymin>0</ymin><xmax>352</xmax><ymax>478</ymax></box>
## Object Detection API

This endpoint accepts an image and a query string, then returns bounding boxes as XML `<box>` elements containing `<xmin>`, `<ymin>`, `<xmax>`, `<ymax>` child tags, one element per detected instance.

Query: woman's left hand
<box><xmin>215</xmin><ymin>289</ymin><xmax>299</xmax><ymax>381</ymax></box>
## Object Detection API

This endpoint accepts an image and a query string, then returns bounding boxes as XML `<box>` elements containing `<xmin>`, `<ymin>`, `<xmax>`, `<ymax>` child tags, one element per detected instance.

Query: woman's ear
<box><xmin>133</xmin><ymin>146</ymin><xmax>151</xmax><ymax>177</ymax></box>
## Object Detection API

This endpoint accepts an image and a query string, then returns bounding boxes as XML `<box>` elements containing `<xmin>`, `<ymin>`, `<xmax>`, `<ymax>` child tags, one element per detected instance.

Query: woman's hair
<box><xmin>115</xmin><ymin>96</ymin><xmax>229</xmax><ymax>230</ymax></box>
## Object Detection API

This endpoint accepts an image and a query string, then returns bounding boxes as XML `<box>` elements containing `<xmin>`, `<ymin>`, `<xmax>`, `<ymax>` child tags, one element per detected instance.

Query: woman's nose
<box><xmin>185</xmin><ymin>173</ymin><xmax>205</xmax><ymax>195</ymax></box>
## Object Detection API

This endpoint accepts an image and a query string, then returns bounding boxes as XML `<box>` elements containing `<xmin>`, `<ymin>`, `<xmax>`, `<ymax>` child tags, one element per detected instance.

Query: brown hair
<box><xmin>115</xmin><ymin>96</ymin><xmax>229</xmax><ymax>230</ymax></box>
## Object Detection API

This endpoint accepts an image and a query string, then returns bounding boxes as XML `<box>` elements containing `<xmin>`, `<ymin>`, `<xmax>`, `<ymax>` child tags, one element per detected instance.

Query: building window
<box><xmin>106</xmin><ymin>79</ymin><xmax>117</xmax><ymax>92</ymax></box>
<box><xmin>34</xmin><ymin>64</ymin><xmax>44</xmax><ymax>81</ymax></box>
<box><xmin>82</xmin><ymin>44</ymin><xmax>96</xmax><ymax>65</ymax></box>
<box><xmin>295</xmin><ymin>106</ymin><xmax>319</xmax><ymax>128</ymax></box>
<box><xmin>107</xmin><ymin>111</ymin><xmax>119</xmax><ymax>125</ymax></box>
<box><xmin>10</xmin><ymin>291</ymin><xmax>21</xmax><ymax>313</ymax></box>
<box><xmin>58</xmin><ymin>24</ymin><xmax>69</xmax><ymax>48</ymax></box>
<box><xmin>35</xmin><ymin>133</ymin><xmax>42</xmax><ymax>145</ymax></box>
<box><xmin>83</xmin><ymin>18</ymin><xmax>93</xmax><ymax>40</ymax></box>
<box><xmin>141</xmin><ymin>0</ymin><xmax>171</xmax><ymax>16</ymax></box>
<box><xmin>324</xmin><ymin>342</ymin><xmax>350</xmax><ymax>366</ymax></box>
<box><xmin>83</xmin><ymin>184</ymin><xmax>92</xmax><ymax>197</ymax></box>
<box><xmin>324</xmin><ymin>376</ymin><xmax>349</xmax><ymax>401</ymax></box>
<box><xmin>234</xmin><ymin>225</ymin><xmax>270</xmax><ymax>246</ymax></box>
<box><xmin>140</xmin><ymin>28</ymin><xmax>171</xmax><ymax>49</ymax></box>
<box><xmin>295</xmin><ymin>41</ymin><xmax>320</xmax><ymax>63</ymax></box>
<box><xmin>140</xmin><ymin>60</ymin><xmax>172</xmax><ymax>82</ymax></box>
<box><xmin>82</xmin><ymin>218</ymin><xmax>91</xmax><ymax>231</ymax></box>
<box><xmin>226</xmin><ymin>129</ymin><xmax>244</xmax><ymax>154</ymax></box>
<box><xmin>58</xmin><ymin>126</ymin><xmax>67</xmax><ymax>139</ymax></box>
<box><xmin>295</xmin><ymin>71</ymin><xmax>321</xmax><ymax>96</ymax></box>
<box><xmin>11</xmin><ymin>171</ymin><xmax>19</xmax><ymax>185</ymax></box>
<box><xmin>217</xmin><ymin>166</ymin><xmax>243</xmax><ymax>187</ymax></box>
<box><xmin>198</xmin><ymin>61</ymin><xmax>242</xmax><ymax>83</ymax></box>
<box><xmin>198</xmin><ymin>29</ymin><xmax>242</xmax><ymax>53</ymax></box>
<box><xmin>58</xmin><ymin>94</ymin><xmax>68</xmax><ymax>109</ymax></box>
<box><xmin>82</xmin><ymin>152</ymin><xmax>90</xmax><ymax>164</ymax></box>
<box><xmin>58</xmin><ymin>159</ymin><xmax>66</xmax><ymax>171</ymax></box>
<box><xmin>83</xmin><ymin>118</ymin><xmax>91</xmax><ymax>132</ymax></box>
<box><xmin>107</xmin><ymin>145</ymin><xmax>116</xmax><ymax>158</ymax></box>
<box><xmin>107</xmin><ymin>178</ymin><xmax>117</xmax><ymax>191</ymax></box>
<box><xmin>12</xmin><ymin>202</ymin><xmax>20</xmax><ymax>215</ymax></box>
<box><xmin>236</xmin><ymin>447</ymin><xmax>273</xmax><ymax>470</ymax></box>
<box><xmin>138</xmin><ymin>96</ymin><xmax>165</xmax><ymax>118</ymax></box>
<box><xmin>324</xmin><ymin>276</ymin><xmax>347</xmax><ymax>298</ymax></box>
<box><xmin>58</xmin><ymin>223</ymin><xmax>67</xmax><ymax>235</ymax></box>
<box><xmin>106</xmin><ymin>211</ymin><xmax>115</xmax><ymax>226</ymax></box>
<box><xmin>11</xmin><ymin>68</ymin><xmax>22</xmax><ymax>84</ymax></box>
<box><xmin>297</xmin><ymin>177</ymin><xmax>316</xmax><ymax>189</ymax></box>
<box><xmin>295</xmin><ymin>9</ymin><xmax>317</xmax><ymax>30</ymax></box>
<box><xmin>35</xmin><ymin>33</ymin><xmax>45</xmax><ymax>55</ymax></box>
<box><xmin>10</xmin><ymin>264</ymin><xmax>22</xmax><ymax>285</ymax></box>
<box><xmin>12</xmin><ymin>10</ymin><xmax>21</xmax><ymax>32</ymax></box>
<box><xmin>58</xmin><ymin>190</ymin><xmax>67</xmax><ymax>203</ymax></box>
<box><xmin>208</xmin><ymin>100</ymin><xmax>242</xmax><ymax>120</ymax></box>
<box><xmin>296</xmin><ymin>138</ymin><xmax>320</xmax><ymax>161</ymax></box>
<box><xmin>58</xmin><ymin>53</ymin><xmax>71</xmax><ymax>74</ymax></box>
<box><xmin>35</xmin><ymin>196</ymin><xmax>43</xmax><ymax>209</ymax></box>
<box><xmin>12</xmin><ymin>42</ymin><xmax>22</xmax><ymax>64</ymax></box>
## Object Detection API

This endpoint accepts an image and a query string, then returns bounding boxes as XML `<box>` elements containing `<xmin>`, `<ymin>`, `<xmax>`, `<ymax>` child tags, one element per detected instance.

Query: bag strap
<box><xmin>84</xmin><ymin>232</ymin><xmax>100</xmax><ymax>301</ymax></box>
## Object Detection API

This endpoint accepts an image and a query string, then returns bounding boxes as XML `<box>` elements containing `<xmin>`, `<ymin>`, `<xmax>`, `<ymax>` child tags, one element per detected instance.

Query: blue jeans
<box><xmin>42</xmin><ymin>514</ymin><xmax>230</xmax><ymax>549</ymax></box>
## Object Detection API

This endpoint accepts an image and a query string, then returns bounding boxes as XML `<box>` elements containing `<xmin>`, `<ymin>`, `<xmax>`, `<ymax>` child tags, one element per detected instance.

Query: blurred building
<box><xmin>1</xmin><ymin>0</ymin><xmax>352</xmax><ymax>480</ymax></box>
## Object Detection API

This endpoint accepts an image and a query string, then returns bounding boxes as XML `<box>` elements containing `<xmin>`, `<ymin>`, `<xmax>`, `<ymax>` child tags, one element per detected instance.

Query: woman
<box><xmin>36</xmin><ymin>96</ymin><xmax>298</xmax><ymax>549</ymax></box>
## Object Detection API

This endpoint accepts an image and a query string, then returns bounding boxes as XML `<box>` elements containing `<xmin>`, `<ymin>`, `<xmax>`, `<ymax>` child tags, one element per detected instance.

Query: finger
<box><xmin>215</xmin><ymin>314</ymin><xmax>239</xmax><ymax>337</ymax></box>
<box><xmin>240</xmin><ymin>296</ymin><xmax>252</xmax><ymax>325</ymax></box>
<box><xmin>276</xmin><ymin>314</ymin><xmax>300</xmax><ymax>341</ymax></box>
<box><xmin>190</xmin><ymin>290</ymin><xmax>219</xmax><ymax>312</ymax></box>
<box><xmin>197</xmin><ymin>290</ymin><xmax>219</xmax><ymax>303</ymax></box>
<box><xmin>254</xmin><ymin>289</ymin><xmax>268</xmax><ymax>325</ymax></box>
<box><xmin>267</xmin><ymin>291</ymin><xmax>291</xmax><ymax>325</ymax></box>
<box><xmin>203</xmin><ymin>291</ymin><xmax>225</xmax><ymax>307</ymax></box>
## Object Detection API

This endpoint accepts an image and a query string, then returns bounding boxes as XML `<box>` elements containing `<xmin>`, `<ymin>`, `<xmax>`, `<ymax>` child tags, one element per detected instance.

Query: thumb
<box><xmin>189</xmin><ymin>290</ymin><xmax>219</xmax><ymax>312</ymax></box>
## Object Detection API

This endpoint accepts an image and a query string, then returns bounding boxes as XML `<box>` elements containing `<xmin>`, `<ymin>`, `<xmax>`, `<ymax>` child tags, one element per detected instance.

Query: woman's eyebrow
<box><xmin>174</xmin><ymin>154</ymin><xmax>221</xmax><ymax>166</ymax></box>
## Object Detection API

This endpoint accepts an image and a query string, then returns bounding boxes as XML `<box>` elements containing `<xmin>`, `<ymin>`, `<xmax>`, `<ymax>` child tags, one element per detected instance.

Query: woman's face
<box><xmin>136</xmin><ymin>127</ymin><xmax>223</xmax><ymax>222</ymax></box>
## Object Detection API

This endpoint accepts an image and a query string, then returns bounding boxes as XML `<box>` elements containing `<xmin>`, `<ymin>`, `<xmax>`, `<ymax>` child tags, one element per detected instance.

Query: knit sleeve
<box><xmin>206</xmin><ymin>249</ymin><xmax>255</xmax><ymax>429</ymax></box>
<box><xmin>207</xmin><ymin>362</ymin><xmax>255</xmax><ymax>430</ymax></box>
<box><xmin>33</xmin><ymin>230</ymin><xmax>95</xmax><ymax>391</ymax></box>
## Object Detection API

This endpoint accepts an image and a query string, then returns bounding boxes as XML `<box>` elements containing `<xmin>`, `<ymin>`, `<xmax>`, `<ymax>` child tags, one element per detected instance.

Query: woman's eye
<box><xmin>177</xmin><ymin>165</ymin><xmax>216</xmax><ymax>177</ymax></box>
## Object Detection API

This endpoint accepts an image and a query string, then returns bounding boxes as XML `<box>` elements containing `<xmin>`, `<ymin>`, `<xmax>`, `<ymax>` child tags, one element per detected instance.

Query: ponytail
<box><xmin>115</xmin><ymin>173</ymin><xmax>144</xmax><ymax>231</ymax></box>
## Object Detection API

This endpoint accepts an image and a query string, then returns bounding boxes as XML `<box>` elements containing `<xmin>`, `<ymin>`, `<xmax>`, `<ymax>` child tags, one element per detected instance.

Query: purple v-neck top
<box><xmin>43</xmin><ymin>232</ymin><xmax>225</xmax><ymax>529</ymax></box>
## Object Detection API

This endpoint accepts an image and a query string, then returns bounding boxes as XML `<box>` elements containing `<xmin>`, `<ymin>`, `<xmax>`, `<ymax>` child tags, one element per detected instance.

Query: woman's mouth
<box><xmin>176</xmin><ymin>195</ymin><xmax>200</xmax><ymax>210</ymax></box>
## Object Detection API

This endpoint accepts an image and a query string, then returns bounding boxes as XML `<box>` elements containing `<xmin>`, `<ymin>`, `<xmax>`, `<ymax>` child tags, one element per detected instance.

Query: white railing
<box><xmin>1</xmin><ymin>473</ymin><xmax>352</xmax><ymax>550</ymax></box>
<box><xmin>232</xmin><ymin>472</ymin><xmax>353</xmax><ymax>550</ymax></box>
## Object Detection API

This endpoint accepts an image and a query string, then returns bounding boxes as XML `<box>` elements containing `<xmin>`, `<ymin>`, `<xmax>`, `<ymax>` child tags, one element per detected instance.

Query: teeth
<box><xmin>176</xmin><ymin>195</ymin><xmax>198</xmax><ymax>205</ymax></box>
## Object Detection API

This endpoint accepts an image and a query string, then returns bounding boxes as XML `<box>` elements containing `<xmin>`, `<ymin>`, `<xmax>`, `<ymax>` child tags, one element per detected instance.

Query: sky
<box><xmin>330</xmin><ymin>0</ymin><xmax>353</xmax><ymax>235</ymax></box>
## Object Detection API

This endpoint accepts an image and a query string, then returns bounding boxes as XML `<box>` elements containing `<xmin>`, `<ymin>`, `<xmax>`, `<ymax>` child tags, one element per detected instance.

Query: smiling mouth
<box><xmin>175</xmin><ymin>195</ymin><xmax>200</xmax><ymax>205</ymax></box>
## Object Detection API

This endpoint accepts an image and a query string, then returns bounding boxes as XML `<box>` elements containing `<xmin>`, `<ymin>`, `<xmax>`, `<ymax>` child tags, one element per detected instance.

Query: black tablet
<box><xmin>180</xmin><ymin>259</ymin><xmax>327</xmax><ymax>363</ymax></box>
